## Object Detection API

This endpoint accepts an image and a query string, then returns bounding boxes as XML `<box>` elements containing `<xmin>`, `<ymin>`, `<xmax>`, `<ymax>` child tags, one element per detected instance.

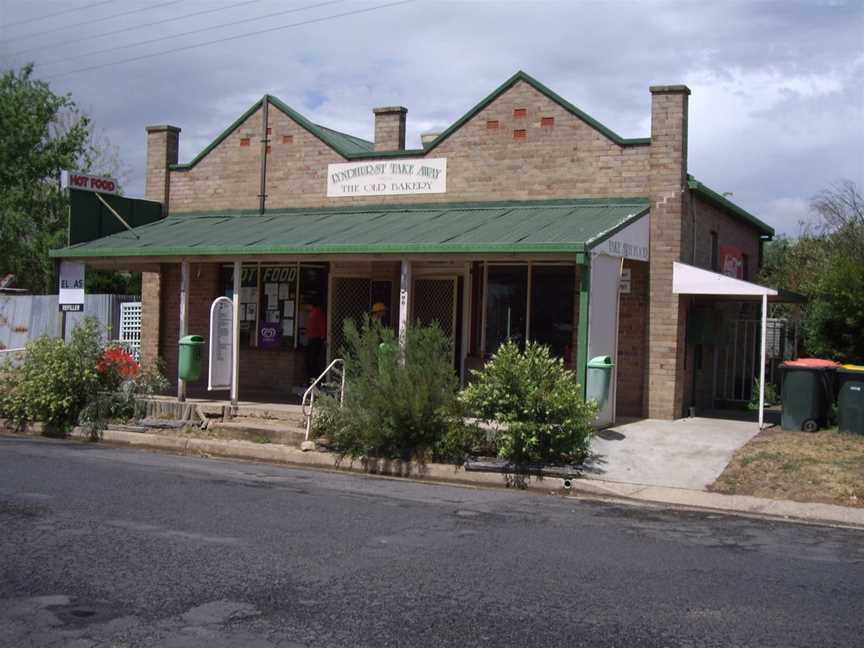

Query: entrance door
<box><xmin>329</xmin><ymin>277</ymin><xmax>372</xmax><ymax>358</ymax></box>
<box><xmin>412</xmin><ymin>277</ymin><xmax>458</xmax><ymax>362</ymax></box>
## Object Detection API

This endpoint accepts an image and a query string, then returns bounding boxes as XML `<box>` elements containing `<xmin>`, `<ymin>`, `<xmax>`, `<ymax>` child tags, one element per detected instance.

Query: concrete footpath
<box><xmin>3</xmin><ymin>425</ymin><xmax>864</xmax><ymax>530</ymax></box>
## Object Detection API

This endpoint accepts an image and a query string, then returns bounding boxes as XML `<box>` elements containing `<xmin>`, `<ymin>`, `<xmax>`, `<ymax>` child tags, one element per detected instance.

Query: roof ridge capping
<box><xmin>169</xmin><ymin>71</ymin><xmax>653</xmax><ymax>170</ymax></box>
<box><xmin>687</xmin><ymin>175</ymin><xmax>774</xmax><ymax>238</ymax></box>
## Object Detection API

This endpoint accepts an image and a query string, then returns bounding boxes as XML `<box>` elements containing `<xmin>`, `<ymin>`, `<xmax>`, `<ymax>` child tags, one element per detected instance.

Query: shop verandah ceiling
<box><xmin>50</xmin><ymin>198</ymin><xmax>650</xmax><ymax>260</ymax></box>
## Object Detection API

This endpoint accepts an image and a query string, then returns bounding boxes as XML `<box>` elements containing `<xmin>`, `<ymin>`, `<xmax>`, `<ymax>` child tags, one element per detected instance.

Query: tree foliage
<box><xmin>0</xmin><ymin>64</ymin><xmax>133</xmax><ymax>294</ymax></box>
<box><xmin>760</xmin><ymin>180</ymin><xmax>864</xmax><ymax>362</ymax></box>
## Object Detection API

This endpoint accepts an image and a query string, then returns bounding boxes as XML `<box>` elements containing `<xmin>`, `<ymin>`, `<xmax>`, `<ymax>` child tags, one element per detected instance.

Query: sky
<box><xmin>1</xmin><ymin>0</ymin><xmax>862</xmax><ymax>236</ymax></box>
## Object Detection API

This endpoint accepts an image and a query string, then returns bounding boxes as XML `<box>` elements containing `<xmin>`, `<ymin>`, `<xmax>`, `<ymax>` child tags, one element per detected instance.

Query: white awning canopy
<box><xmin>672</xmin><ymin>261</ymin><xmax>778</xmax><ymax>296</ymax></box>
<box><xmin>671</xmin><ymin>261</ymin><xmax>775</xmax><ymax>429</ymax></box>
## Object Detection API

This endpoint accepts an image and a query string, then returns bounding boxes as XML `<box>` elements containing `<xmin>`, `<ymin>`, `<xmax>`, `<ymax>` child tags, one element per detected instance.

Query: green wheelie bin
<box><xmin>178</xmin><ymin>335</ymin><xmax>205</xmax><ymax>382</ymax></box>
<box><xmin>836</xmin><ymin>364</ymin><xmax>864</xmax><ymax>435</ymax></box>
<box><xmin>779</xmin><ymin>358</ymin><xmax>838</xmax><ymax>432</ymax></box>
<box><xmin>586</xmin><ymin>356</ymin><xmax>614</xmax><ymax>410</ymax></box>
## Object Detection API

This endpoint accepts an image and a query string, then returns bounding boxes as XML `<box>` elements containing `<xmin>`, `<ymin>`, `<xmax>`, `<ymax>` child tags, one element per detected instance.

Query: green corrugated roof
<box><xmin>687</xmin><ymin>175</ymin><xmax>774</xmax><ymax>237</ymax></box>
<box><xmin>50</xmin><ymin>198</ymin><xmax>649</xmax><ymax>259</ymax></box>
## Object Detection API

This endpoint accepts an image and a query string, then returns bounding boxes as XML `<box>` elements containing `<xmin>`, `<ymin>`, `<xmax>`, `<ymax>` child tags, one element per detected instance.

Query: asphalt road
<box><xmin>1</xmin><ymin>436</ymin><xmax>863</xmax><ymax>648</ymax></box>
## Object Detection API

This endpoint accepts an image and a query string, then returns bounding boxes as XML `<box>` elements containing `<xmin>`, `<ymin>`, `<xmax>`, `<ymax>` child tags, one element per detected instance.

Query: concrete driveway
<box><xmin>585</xmin><ymin>417</ymin><xmax>761</xmax><ymax>490</ymax></box>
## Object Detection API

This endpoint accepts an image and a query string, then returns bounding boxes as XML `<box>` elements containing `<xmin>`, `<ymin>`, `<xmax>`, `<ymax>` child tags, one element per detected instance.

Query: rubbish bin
<box><xmin>836</xmin><ymin>364</ymin><xmax>864</xmax><ymax>435</ymax></box>
<box><xmin>779</xmin><ymin>359</ymin><xmax>838</xmax><ymax>432</ymax></box>
<box><xmin>178</xmin><ymin>335</ymin><xmax>205</xmax><ymax>382</ymax></box>
<box><xmin>586</xmin><ymin>355</ymin><xmax>614</xmax><ymax>409</ymax></box>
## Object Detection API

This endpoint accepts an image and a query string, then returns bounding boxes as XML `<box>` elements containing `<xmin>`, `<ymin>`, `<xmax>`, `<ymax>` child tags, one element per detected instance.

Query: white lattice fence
<box><xmin>118</xmin><ymin>301</ymin><xmax>142</xmax><ymax>360</ymax></box>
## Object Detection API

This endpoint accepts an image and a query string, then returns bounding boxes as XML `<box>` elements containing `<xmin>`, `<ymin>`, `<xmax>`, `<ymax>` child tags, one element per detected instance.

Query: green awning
<box><xmin>50</xmin><ymin>198</ymin><xmax>649</xmax><ymax>259</ymax></box>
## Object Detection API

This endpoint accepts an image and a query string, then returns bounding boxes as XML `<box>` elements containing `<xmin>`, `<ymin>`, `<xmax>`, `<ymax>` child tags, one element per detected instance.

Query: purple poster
<box><xmin>258</xmin><ymin>323</ymin><xmax>282</xmax><ymax>349</ymax></box>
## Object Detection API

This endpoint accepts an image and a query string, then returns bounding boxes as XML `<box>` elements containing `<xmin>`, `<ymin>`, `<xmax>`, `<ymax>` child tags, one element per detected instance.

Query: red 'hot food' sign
<box><xmin>67</xmin><ymin>172</ymin><xmax>118</xmax><ymax>195</ymax></box>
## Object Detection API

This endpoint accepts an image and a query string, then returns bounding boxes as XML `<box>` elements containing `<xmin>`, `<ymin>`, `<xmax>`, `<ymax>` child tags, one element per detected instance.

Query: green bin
<box><xmin>586</xmin><ymin>356</ymin><xmax>614</xmax><ymax>409</ymax></box>
<box><xmin>178</xmin><ymin>334</ymin><xmax>205</xmax><ymax>382</ymax></box>
<box><xmin>837</xmin><ymin>365</ymin><xmax>864</xmax><ymax>435</ymax></box>
<box><xmin>779</xmin><ymin>359</ymin><xmax>838</xmax><ymax>432</ymax></box>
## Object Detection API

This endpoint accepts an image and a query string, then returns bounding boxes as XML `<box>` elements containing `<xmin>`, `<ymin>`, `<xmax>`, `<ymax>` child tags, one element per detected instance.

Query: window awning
<box><xmin>672</xmin><ymin>261</ymin><xmax>778</xmax><ymax>297</ymax></box>
<box><xmin>49</xmin><ymin>198</ymin><xmax>649</xmax><ymax>261</ymax></box>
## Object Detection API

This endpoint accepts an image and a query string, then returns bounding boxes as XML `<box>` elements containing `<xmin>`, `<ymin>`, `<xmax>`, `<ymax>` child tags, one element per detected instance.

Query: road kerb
<box><xmin>4</xmin><ymin>426</ymin><xmax>863</xmax><ymax>529</ymax></box>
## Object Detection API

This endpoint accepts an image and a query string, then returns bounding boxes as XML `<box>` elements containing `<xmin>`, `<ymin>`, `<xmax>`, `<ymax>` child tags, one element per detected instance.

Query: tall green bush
<box><xmin>0</xmin><ymin>319</ymin><xmax>104</xmax><ymax>433</ymax></box>
<box><xmin>0</xmin><ymin>320</ymin><xmax>169</xmax><ymax>437</ymax></box>
<box><xmin>461</xmin><ymin>341</ymin><xmax>596</xmax><ymax>464</ymax></box>
<box><xmin>317</xmin><ymin>318</ymin><xmax>464</xmax><ymax>461</ymax></box>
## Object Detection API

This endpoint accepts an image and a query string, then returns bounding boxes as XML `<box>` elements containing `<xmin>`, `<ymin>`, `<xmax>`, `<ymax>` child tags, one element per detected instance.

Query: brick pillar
<box><xmin>646</xmin><ymin>85</ymin><xmax>690</xmax><ymax>419</ymax></box>
<box><xmin>140</xmin><ymin>125</ymin><xmax>180</xmax><ymax>368</ymax></box>
<box><xmin>373</xmin><ymin>106</ymin><xmax>407</xmax><ymax>151</ymax></box>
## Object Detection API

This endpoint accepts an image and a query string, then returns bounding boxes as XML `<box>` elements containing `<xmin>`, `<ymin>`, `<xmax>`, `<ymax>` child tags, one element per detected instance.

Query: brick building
<box><xmin>52</xmin><ymin>71</ymin><xmax>776</xmax><ymax>422</ymax></box>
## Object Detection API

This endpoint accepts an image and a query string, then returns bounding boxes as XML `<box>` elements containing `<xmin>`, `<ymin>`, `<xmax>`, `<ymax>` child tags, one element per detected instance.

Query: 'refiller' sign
<box><xmin>58</xmin><ymin>261</ymin><xmax>85</xmax><ymax>312</ymax></box>
<box><xmin>208</xmin><ymin>297</ymin><xmax>234</xmax><ymax>391</ymax></box>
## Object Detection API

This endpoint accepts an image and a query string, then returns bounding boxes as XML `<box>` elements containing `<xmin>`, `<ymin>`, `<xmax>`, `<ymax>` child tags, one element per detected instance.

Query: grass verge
<box><xmin>711</xmin><ymin>428</ymin><xmax>864</xmax><ymax>508</ymax></box>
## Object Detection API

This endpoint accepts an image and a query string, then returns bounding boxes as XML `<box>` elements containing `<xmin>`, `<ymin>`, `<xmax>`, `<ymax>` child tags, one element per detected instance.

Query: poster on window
<box><xmin>719</xmin><ymin>245</ymin><xmax>744</xmax><ymax>279</ymax></box>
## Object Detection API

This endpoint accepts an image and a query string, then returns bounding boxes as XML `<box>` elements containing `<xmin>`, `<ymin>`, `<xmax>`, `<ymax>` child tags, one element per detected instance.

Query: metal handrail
<box><xmin>301</xmin><ymin>358</ymin><xmax>345</xmax><ymax>440</ymax></box>
<box><xmin>0</xmin><ymin>347</ymin><xmax>25</xmax><ymax>356</ymax></box>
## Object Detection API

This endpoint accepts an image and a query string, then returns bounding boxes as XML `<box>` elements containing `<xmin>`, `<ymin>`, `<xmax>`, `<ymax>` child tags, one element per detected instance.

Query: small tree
<box><xmin>319</xmin><ymin>318</ymin><xmax>463</xmax><ymax>461</ymax></box>
<box><xmin>461</xmin><ymin>341</ymin><xmax>596</xmax><ymax>465</ymax></box>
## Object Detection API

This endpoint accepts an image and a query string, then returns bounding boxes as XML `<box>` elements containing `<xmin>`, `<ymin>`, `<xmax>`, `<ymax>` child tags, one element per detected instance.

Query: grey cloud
<box><xmin>1</xmin><ymin>0</ymin><xmax>861</xmax><ymax>235</ymax></box>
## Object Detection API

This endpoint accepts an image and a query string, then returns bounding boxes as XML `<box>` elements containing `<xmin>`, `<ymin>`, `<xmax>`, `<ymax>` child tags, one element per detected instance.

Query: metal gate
<box><xmin>714</xmin><ymin>317</ymin><xmax>798</xmax><ymax>404</ymax></box>
<box><xmin>412</xmin><ymin>277</ymin><xmax>457</xmax><ymax>360</ymax></box>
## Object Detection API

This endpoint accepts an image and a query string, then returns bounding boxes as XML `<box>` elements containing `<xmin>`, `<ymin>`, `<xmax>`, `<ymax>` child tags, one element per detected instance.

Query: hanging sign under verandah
<box><xmin>208</xmin><ymin>296</ymin><xmax>234</xmax><ymax>391</ymax></box>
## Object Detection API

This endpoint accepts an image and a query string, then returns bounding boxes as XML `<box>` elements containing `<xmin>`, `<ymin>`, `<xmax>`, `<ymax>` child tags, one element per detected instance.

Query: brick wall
<box><xmin>691</xmin><ymin>194</ymin><xmax>762</xmax><ymax>275</ymax></box>
<box><xmin>616</xmin><ymin>260</ymin><xmax>649</xmax><ymax>417</ymax></box>
<box><xmin>373</xmin><ymin>106</ymin><xmax>407</xmax><ymax>152</ymax></box>
<box><xmin>167</xmin><ymin>79</ymin><xmax>652</xmax><ymax>213</ymax></box>
<box><xmin>140</xmin><ymin>126</ymin><xmax>180</xmax><ymax>367</ymax></box>
<box><xmin>646</xmin><ymin>86</ymin><xmax>690</xmax><ymax>419</ymax></box>
<box><xmin>159</xmin><ymin>263</ymin><xmax>221</xmax><ymax>389</ymax></box>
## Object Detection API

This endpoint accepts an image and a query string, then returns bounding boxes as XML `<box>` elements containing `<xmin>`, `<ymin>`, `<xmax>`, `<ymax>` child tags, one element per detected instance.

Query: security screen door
<box><xmin>412</xmin><ymin>277</ymin><xmax>458</xmax><ymax>362</ymax></box>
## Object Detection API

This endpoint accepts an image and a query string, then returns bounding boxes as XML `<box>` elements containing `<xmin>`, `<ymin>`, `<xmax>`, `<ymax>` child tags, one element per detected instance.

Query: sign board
<box><xmin>58</xmin><ymin>261</ymin><xmax>85</xmax><ymax>312</ymax></box>
<box><xmin>63</xmin><ymin>171</ymin><xmax>119</xmax><ymax>195</ymax></box>
<box><xmin>719</xmin><ymin>245</ymin><xmax>744</xmax><ymax>279</ymax></box>
<box><xmin>593</xmin><ymin>214</ymin><xmax>649</xmax><ymax>261</ymax></box>
<box><xmin>258</xmin><ymin>323</ymin><xmax>283</xmax><ymax>349</ymax></box>
<box><xmin>619</xmin><ymin>267</ymin><xmax>631</xmax><ymax>294</ymax></box>
<box><xmin>208</xmin><ymin>297</ymin><xmax>234</xmax><ymax>391</ymax></box>
<box><xmin>327</xmin><ymin>158</ymin><xmax>447</xmax><ymax>197</ymax></box>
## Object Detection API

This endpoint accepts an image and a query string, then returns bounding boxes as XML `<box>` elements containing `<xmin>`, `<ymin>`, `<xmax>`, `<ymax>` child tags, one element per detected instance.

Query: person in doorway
<box><xmin>371</xmin><ymin>302</ymin><xmax>388</xmax><ymax>325</ymax></box>
<box><xmin>304</xmin><ymin>300</ymin><xmax>326</xmax><ymax>382</ymax></box>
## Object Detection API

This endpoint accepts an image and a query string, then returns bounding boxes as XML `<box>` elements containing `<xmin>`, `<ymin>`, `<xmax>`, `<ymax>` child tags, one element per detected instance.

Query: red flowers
<box><xmin>97</xmin><ymin>347</ymin><xmax>140</xmax><ymax>379</ymax></box>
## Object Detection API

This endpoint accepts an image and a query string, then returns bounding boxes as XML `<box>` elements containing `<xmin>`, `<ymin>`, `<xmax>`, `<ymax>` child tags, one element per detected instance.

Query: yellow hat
<box><xmin>371</xmin><ymin>302</ymin><xmax>387</xmax><ymax>314</ymax></box>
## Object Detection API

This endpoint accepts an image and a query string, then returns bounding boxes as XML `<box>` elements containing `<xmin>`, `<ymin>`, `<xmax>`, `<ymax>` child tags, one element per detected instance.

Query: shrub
<box><xmin>0</xmin><ymin>319</ymin><xmax>104</xmax><ymax>434</ymax></box>
<box><xmin>316</xmin><ymin>318</ymin><xmax>465</xmax><ymax>461</ymax></box>
<box><xmin>460</xmin><ymin>341</ymin><xmax>597</xmax><ymax>465</ymax></box>
<box><xmin>0</xmin><ymin>321</ymin><xmax>169</xmax><ymax>438</ymax></box>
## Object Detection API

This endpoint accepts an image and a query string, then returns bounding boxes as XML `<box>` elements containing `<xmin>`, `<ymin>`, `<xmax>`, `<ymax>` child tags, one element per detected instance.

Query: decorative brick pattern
<box><xmin>142</xmin><ymin>79</ymin><xmax>765</xmax><ymax>418</ymax></box>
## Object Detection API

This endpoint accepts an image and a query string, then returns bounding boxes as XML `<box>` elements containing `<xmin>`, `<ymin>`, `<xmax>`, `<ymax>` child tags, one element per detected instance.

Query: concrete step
<box><xmin>207</xmin><ymin>419</ymin><xmax>307</xmax><ymax>446</ymax></box>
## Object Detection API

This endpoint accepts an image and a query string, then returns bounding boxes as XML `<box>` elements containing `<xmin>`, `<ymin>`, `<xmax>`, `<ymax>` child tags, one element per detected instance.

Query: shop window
<box><xmin>710</xmin><ymin>231</ymin><xmax>719</xmax><ymax>271</ymax></box>
<box><xmin>529</xmin><ymin>265</ymin><xmax>575</xmax><ymax>364</ymax></box>
<box><xmin>222</xmin><ymin>264</ymin><xmax>259</xmax><ymax>347</ymax></box>
<box><xmin>485</xmin><ymin>265</ymin><xmax>528</xmax><ymax>353</ymax></box>
<box><xmin>513</xmin><ymin>108</ymin><xmax>527</xmax><ymax>118</ymax></box>
<box><xmin>258</xmin><ymin>266</ymin><xmax>298</xmax><ymax>350</ymax></box>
